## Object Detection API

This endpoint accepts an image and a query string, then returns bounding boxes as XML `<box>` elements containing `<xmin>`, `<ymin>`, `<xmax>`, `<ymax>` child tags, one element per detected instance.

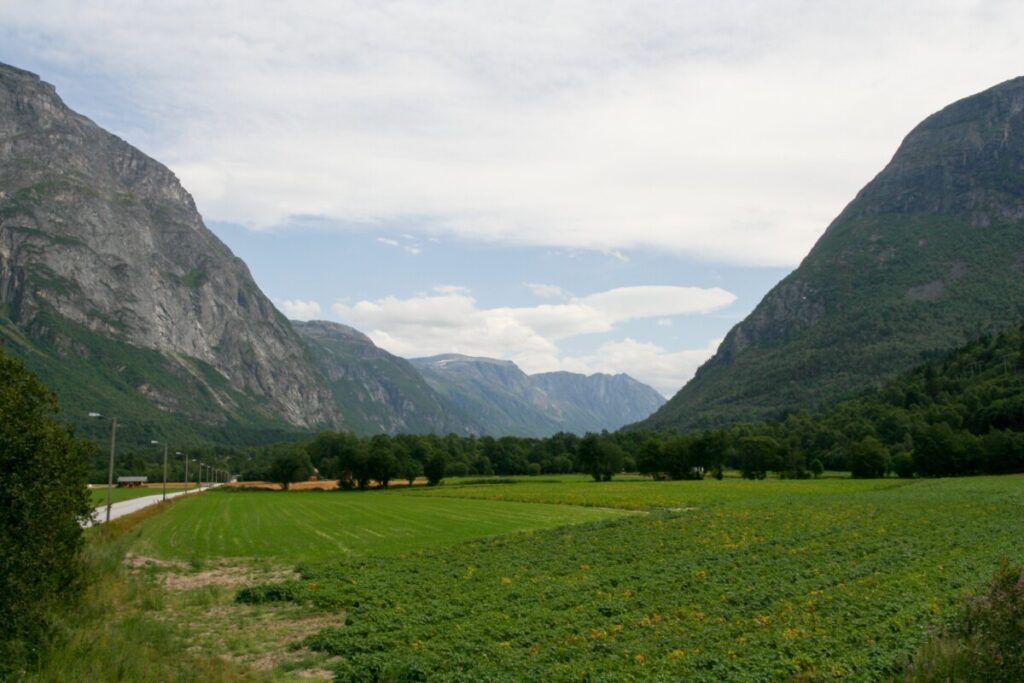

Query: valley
<box><xmin>3</xmin><ymin>16</ymin><xmax>1024</xmax><ymax>683</ymax></box>
<box><xmin>41</xmin><ymin>475</ymin><xmax>1024</xmax><ymax>681</ymax></box>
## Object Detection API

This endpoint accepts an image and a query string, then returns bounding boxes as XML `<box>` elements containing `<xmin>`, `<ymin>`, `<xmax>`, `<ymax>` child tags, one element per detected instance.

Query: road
<box><xmin>83</xmin><ymin>484</ymin><xmax>222</xmax><ymax>528</ymax></box>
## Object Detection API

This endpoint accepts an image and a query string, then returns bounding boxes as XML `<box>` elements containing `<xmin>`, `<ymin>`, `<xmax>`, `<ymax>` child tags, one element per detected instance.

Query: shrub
<box><xmin>905</xmin><ymin>562</ymin><xmax>1024</xmax><ymax>682</ymax></box>
<box><xmin>0</xmin><ymin>348</ymin><xmax>92</xmax><ymax>675</ymax></box>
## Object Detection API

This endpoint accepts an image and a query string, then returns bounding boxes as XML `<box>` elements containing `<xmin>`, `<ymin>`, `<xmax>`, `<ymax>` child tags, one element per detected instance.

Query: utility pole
<box><xmin>177</xmin><ymin>452</ymin><xmax>187</xmax><ymax>492</ymax></box>
<box><xmin>152</xmin><ymin>440</ymin><xmax>169</xmax><ymax>501</ymax></box>
<box><xmin>89</xmin><ymin>413</ymin><xmax>120</xmax><ymax>523</ymax></box>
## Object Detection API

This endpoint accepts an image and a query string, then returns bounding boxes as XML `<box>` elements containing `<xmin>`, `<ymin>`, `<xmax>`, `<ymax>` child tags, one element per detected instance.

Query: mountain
<box><xmin>636</xmin><ymin>75</ymin><xmax>1024</xmax><ymax>432</ymax></box>
<box><xmin>293</xmin><ymin>320</ymin><xmax>479</xmax><ymax>435</ymax></box>
<box><xmin>410</xmin><ymin>354</ymin><xmax>665</xmax><ymax>437</ymax></box>
<box><xmin>531</xmin><ymin>371</ymin><xmax>666</xmax><ymax>433</ymax></box>
<box><xmin>0</xmin><ymin>63</ymin><xmax>345</xmax><ymax>443</ymax></box>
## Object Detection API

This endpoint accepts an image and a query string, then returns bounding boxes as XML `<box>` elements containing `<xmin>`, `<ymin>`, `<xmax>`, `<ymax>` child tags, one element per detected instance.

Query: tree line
<box><xmin>258</xmin><ymin>322</ymin><xmax>1024</xmax><ymax>486</ymax></box>
<box><xmin>82</xmin><ymin>322</ymin><xmax>1024</xmax><ymax>488</ymax></box>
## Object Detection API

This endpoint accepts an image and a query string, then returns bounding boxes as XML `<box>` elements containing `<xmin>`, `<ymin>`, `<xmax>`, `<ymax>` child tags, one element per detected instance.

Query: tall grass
<box><xmin>902</xmin><ymin>561</ymin><xmax>1024</xmax><ymax>682</ymax></box>
<box><xmin>21</xmin><ymin>503</ymin><xmax>267</xmax><ymax>682</ymax></box>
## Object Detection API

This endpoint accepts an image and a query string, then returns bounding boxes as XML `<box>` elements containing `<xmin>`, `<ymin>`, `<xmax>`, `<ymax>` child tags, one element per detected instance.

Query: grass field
<box><xmin>411</xmin><ymin>475</ymin><xmax>894</xmax><ymax>510</ymax></box>
<box><xmin>225</xmin><ymin>476</ymin><xmax>1024</xmax><ymax>681</ymax></box>
<box><xmin>132</xmin><ymin>490</ymin><xmax>627</xmax><ymax>562</ymax></box>
<box><xmin>89</xmin><ymin>484</ymin><xmax>193</xmax><ymax>507</ymax></box>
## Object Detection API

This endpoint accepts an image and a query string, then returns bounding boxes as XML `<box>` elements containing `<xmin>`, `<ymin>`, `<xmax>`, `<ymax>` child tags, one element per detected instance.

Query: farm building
<box><xmin>116</xmin><ymin>476</ymin><xmax>148</xmax><ymax>488</ymax></box>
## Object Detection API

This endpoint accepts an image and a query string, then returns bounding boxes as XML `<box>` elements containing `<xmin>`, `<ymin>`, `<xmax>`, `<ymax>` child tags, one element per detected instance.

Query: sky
<box><xmin>2</xmin><ymin>1</ymin><xmax>1023</xmax><ymax>395</ymax></box>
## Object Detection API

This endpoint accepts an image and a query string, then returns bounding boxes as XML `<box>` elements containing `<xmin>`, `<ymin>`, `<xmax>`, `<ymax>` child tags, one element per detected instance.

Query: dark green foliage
<box><xmin>366</xmin><ymin>435</ymin><xmax>398</xmax><ymax>487</ymax></box>
<box><xmin>577</xmin><ymin>432</ymin><xmax>625</xmax><ymax>481</ymax></box>
<box><xmin>0</xmin><ymin>346</ymin><xmax>91</xmax><ymax>675</ymax></box>
<box><xmin>848</xmin><ymin>436</ymin><xmax>890</xmax><ymax>478</ymax></box>
<box><xmin>268</xmin><ymin>448</ymin><xmax>313</xmax><ymax>490</ymax></box>
<box><xmin>424</xmin><ymin>451</ymin><xmax>447</xmax><ymax>486</ymax></box>
<box><xmin>738</xmin><ymin>435</ymin><xmax>781</xmax><ymax>479</ymax></box>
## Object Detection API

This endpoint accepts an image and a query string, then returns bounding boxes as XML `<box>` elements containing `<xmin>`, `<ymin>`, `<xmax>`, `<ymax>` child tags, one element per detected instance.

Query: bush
<box><xmin>0</xmin><ymin>348</ymin><xmax>92</xmax><ymax>675</ymax></box>
<box><xmin>905</xmin><ymin>562</ymin><xmax>1024</xmax><ymax>682</ymax></box>
<box><xmin>446</xmin><ymin>461</ymin><xmax>470</xmax><ymax>478</ymax></box>
<box><xmin>954</xmin><ymin>561</ymin><xmax>1024</xmax><ymax>679</ymax></box>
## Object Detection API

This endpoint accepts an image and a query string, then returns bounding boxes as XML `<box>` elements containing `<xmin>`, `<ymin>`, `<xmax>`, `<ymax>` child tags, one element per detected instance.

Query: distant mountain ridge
<box><xmin>411</xmin><ymin>354</ymin><xmax>665</xmax><ymax>437</ymax></box>
<box><xmin>293</xmin><ymin>321</ymin><xmax>480</xmax><ymax>435</ymax></box>
<box><xmin>636</xmin><ymin>75</ymin><xmax>1024</xmax><ymax>432</ymax></box>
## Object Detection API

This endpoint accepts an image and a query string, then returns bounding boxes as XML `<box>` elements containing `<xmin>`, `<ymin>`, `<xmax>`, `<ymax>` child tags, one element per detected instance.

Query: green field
<box><xmin>222</xmin><ymin>476</ymin><xmax>1024</xmax><ymax>681</ymax></box>
<box><xmin>411</xmin><ymin>475</ymin><xmax>888</xmax><ymax>510</ymax></box>
<box><xmin>133</xmin><ymin>490</ymin><xmax>626</xmax><ymax>562</ymax></box>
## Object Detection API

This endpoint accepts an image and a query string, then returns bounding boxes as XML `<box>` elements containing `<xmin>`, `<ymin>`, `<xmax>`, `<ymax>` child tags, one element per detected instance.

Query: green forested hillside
<box><xmin>638</xmin><ymin>75</ymin><xmax>1024</xmax><ymax>431</ymax></box>
<box><xmin>633</xmin><ymin>322</ymin><xmax>1024</xmax><ymax>479</ymax></box>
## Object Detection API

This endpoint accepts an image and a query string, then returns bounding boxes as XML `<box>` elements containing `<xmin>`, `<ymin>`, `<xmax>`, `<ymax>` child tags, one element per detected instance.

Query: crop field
<box><xmin>228</xmin><ymin>476</ymin><xmax>1024</xmax><ymax>681</ymax></box>
<box><xmin>411</xmin><ymin>475</ymin><xmax>890</xmax><ymax>510</ymax></box>
<box><xmin>132</xmin><ymin>490</ymin><xmax>626</xmax><ymax>562</ymax></box>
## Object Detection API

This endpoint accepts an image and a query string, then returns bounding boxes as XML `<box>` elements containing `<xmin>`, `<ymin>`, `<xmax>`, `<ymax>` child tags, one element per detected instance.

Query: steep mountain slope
<box><xmin>637</xmin><ymin>75</ymin><xmax>1024</xmax><ymax>431</ymax></box>
<box><xmin>412</xmin><ymin>355</ymin><xmax>562</xmax><ymax>437</ymax></box>
<box><xmin>293</xmin><ymin>320</ymin><xmax>479</xmax><ymax>435</ymax></box>
<box><xmin>531</xmin><ymin>371</ymin><xmax>666</xmax><ymax>433</ymax></box>
<box><xmin>0</xmin><ymin>62</ymin><xmax>338</xmax><ymax>442</ymax></box>
<box><xmin>411</xmin><ymin>354</ymin><xmax>665</xmax><ymax>436</ymax></box>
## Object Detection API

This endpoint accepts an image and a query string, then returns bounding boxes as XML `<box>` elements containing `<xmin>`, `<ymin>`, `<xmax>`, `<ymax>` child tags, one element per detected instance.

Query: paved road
<box><xmin>84</xmin><ymin>484</ymin><xmax>222</xmax><ymax>528</ymax></box>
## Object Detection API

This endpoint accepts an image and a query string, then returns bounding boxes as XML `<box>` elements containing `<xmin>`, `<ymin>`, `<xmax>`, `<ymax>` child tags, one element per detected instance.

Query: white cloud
<box><xmin>404</xmin><ymin>245</ymin><xmax>422</xmax><ymax>255</ymax></box>
<box><xmin>657</xmin><ymin>318</ymin><xmax>672</xmax><ymax>327</ymax></box>
<box><xmin>526</xmin><ymin>283</ymin><xmax>571</xmax><ymax>300</ymax></box>
<box><xmin>377</xmin><ymin>237</ymin><xmax>399</xmax><ymax>247</ymax></box>
<box><xmin>331</xmin><ymin>284</ymin><xmax>733</xmax><ymax>391</ymax></box>
<box><xmin>276</xmin><ymin>298</ymin><xmax>322</xmax><ymax>321</ymax></box>
<box><xmin>6</xmin><ymin>2</ymin><xmax>1024</xmax><ymax>266</ymax></box>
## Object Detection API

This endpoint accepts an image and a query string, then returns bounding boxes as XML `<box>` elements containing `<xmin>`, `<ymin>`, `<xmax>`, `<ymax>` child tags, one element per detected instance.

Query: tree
<box><xmin>399</xmin><ymin>457</ymin><xmax>423</xmax><ymax>486</ymax></box>
<box><xmin>890</xmin><ymin>450</ymin><xmax>916</xmax><ymax>478</ymax></box>
<box><xmin>1</xmin><ymin>349</ymin><xmax>92</xmax><ymax>673</ymax></box>
<box><xmin>578</xmin><ymin>433</ymin><xmax>625</xmax><ymax>482</ymax></box>
<box><xmin>847</xmin><ymin>436</ymin><xmax>890</xmax><ymax>478</ymax></box>
<box><xmin>268</xmin><ymin>448</ymin><xmax>313</xmax><ymax>490</ymax></box>
<box><xmin>809</xmin><ymin>458</ymin><xmax>825</xmax><ymax>478</ymax></box>
<box><xmin>424</xmin><ymin>451</ymin><xmax>448</xmax><ymax>486</ymax></box>
<box><xmin>738</xmin><ymin>436</ymin><xmax>780</xmax><ymax>479</ymax></box>
<box><xmin>367</xmin><ymin>435</ymin><xmax>398</xmax><ymax>488</ymax></box>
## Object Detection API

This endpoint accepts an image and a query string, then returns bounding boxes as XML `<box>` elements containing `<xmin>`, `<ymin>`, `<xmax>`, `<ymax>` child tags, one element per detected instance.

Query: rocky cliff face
<box><xmin>0</xmin><ymin>63</ymin><xmax>337</xmax><ymax>432</ymax></box>
<box><xmin>637</xmin><ymin>75</ymin><xmax>1024</xmax><ymax>431</ymax></box>
<box><xmin>294</xmin><ymin>320</ymin><xmax>479</xmax><ymax>435</ymax></box>
<box><xmin>531</xmin><ymin>371</ymin><xmax>665</xmax><ymax>433</ymax></box>
<box><xmin>412</xmin><ymin>354</ymin><xmax>665</xmax><ymax>436</ymax></box>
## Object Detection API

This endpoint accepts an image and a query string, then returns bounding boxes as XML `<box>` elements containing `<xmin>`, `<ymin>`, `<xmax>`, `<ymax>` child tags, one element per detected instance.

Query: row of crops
<box><xmin>237</xmin><ymin>477</ymin><xmax>1024</xmax><ymax>681</ymax></box>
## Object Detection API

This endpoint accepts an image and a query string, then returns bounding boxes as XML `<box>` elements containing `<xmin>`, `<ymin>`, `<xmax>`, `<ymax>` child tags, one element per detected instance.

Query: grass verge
<box><xmin>21</xmin><ymin>501</ymin><xmax>269</xmax><ymax>682</ymax></box>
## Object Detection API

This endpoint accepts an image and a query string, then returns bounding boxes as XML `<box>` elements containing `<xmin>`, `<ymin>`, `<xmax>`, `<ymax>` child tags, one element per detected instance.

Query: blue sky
<box><xmin>3</xmin><ymin>1</ymin><xmax>1023</xmax><ymax>394</ymax></box>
